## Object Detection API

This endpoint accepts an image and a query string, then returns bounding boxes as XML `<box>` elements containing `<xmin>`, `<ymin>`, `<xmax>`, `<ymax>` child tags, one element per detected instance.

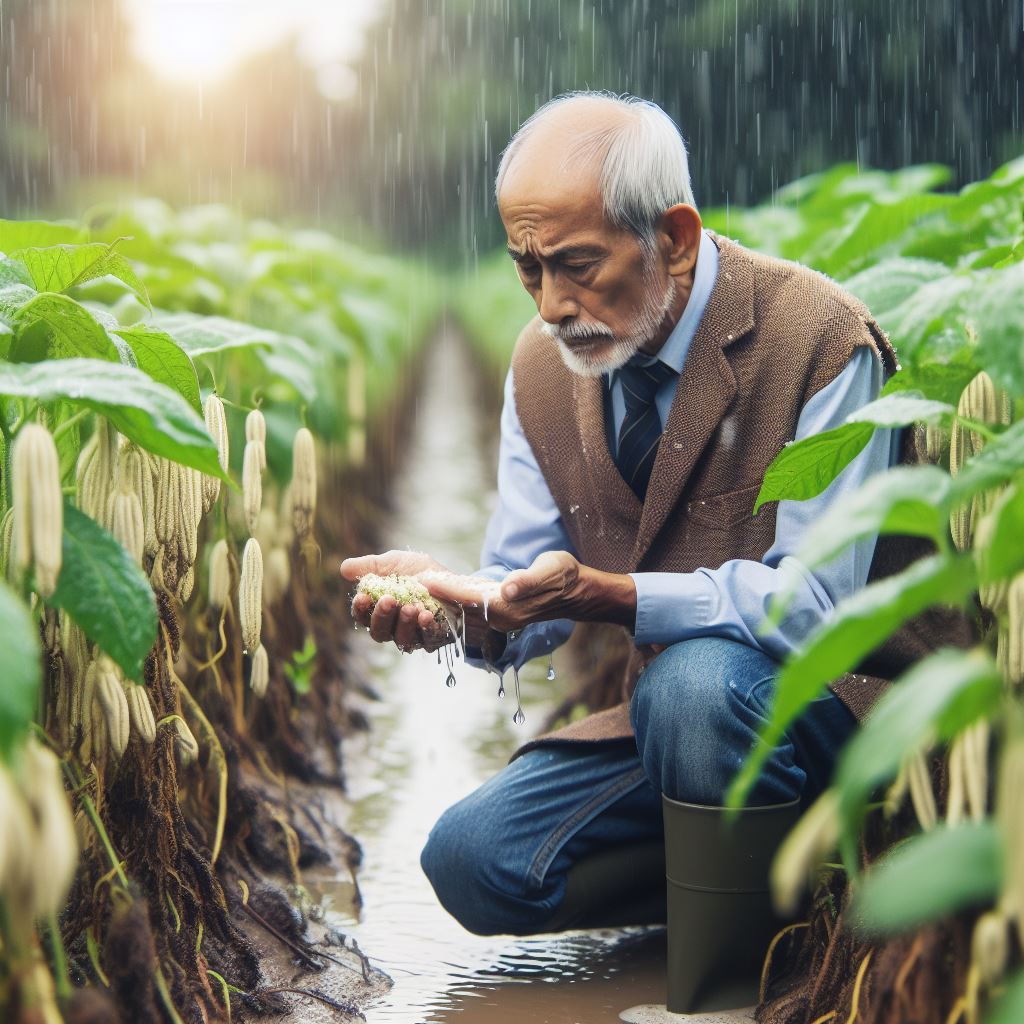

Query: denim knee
<box><xmin>629</xmin><ymin>636</ymin><xmax>779</xmax><ymax>805</ymax></box>
<box><xmin>420</xmin><ymin>795</ymin><xmax>528</xmax><ymax>936</ymax></box>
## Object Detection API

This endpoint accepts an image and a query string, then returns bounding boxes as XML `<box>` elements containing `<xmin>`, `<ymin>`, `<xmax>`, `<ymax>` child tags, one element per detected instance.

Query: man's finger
<box><xmin>369</xmin><ymin>595</ymin><xmax>399</xmax><ymax>643</ymax></box>
<box><xmin>394</xmin><ymin>603</ymin><xmax>423</xmax><ymax>651</ymax></box>
<box><xmin>500</xmin><ymin>567</ymin><xmax>539</xmax><ymax>601</ymax></box>
<box><xmin>351</xmin><ymin>592</ymin><xmax>374</xmax><ymax>627</ymax></box>
<box><xmin>340</xmin><ymin>554</ymin><xmax>384</xmax><ymax>581</ymax></box>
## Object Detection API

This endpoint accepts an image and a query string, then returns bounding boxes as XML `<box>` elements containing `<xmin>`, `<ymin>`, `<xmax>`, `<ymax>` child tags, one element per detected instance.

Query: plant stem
<box><xmin>44</xmin><ymin>911</ymin><xmax>71</xmax><ymax>1002</ymax></box>
<box><xmin>956</xmin><ymin>414</ymin><xmax>999</xmax><ymax>442</ymax></box>
<box><xmin>51</xmin><ymin>407</ymin><xmax>90</xmax><ymax>445</ymax></box>
<box><xmin>62</xmin><ymin>761</ymin><xmax>129</xmax><ymax>888</ymax></box>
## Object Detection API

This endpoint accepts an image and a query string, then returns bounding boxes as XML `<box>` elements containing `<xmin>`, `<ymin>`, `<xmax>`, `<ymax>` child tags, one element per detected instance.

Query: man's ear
<box><xmin>660</xmin><ymin>204</ymin><xmax>702</xmax><ymax>277</ymax></box>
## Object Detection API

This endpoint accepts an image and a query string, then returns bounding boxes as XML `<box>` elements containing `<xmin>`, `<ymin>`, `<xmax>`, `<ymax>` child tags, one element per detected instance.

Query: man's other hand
<box><xmin>423</xmin><ymin>551</ymin><xmax>637</xmax><ymax>635</ymax></box>
<box><xmin>340</xmin><ymin>549</ymin><xmax>452</xmax><ymax>652</ymax></box>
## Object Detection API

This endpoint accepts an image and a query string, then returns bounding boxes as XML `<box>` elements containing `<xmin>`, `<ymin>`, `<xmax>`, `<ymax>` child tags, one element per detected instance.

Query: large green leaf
<box><xmin>853</xmin><ymin>823</ymin><xmax>1001</xmax><ymax>934</ymax></box>
<box><xmin>798</xmin><ymin>466</ymin><xmax>952</xmax><ymax>569</ymax></box>
<box><xmin>755</xmin><ymin>423</ymin><xmax>873</xmax><ymax>512</ymax></box>
<box><xmin>0</xmin><ymin>358</ymin><xmax>226</xmax><ymax>478</ymax></box>
<box><xmin>0</xmin><ymin>219</ymin><xmax>85</xmax><ymax>250</ymax></box>
<box><xmin>986</xmin><ymin>971</ymin><xmax>1024</xmax><ymax>1024</ymax></box>
<box><xmin>113</xmin><ymin>325</ymin><xmax>202</xmax><ymax>413</ymax></box>
<box><xmin>753</xmin><ymin>393</ymin><xmax>951</xmax><ymax>513</ymax></box>
<box><xmin>154</xmin><ymin>311</ymin><xmax>298</xmax><ymax>356</ymax></box>
<box><xmin>968</xmin><ymin>261</ymin><xmax>1024</xmax><ymax>394</ymax></box>
<box><xmin>979</xmin><ymin>484</ymin><xmax>1024</xmax><ymax>586</ymax></box>
<box><xmin>48</xmin><ymin>503</ymin><xmax>157</xmax><ymax>682</ymax></box>
<box><xmin>11</xmin><ymin>242</ymin><xmax>150</xmax><ymax>309</ymax></box>
<box><xmin>842</xmin><ymin>258</ymin><xmax>949</xmax><ymax>317</ymax></box>
<box><xmin>834</xmin><ymin>649</ymin><xmax>1002</xmax><ymax>866</ymax></box>
<box><xmin>729</xmin><ymin>553</ymin><xmax>976</xmax><ymax>809</ymax></box>
<box><xmin>8</xmin><ymin>292</ymin><xmax>120</xmax><ymax>362</ymax></box>
<box><xmin>951</xmin><ymin>421</ymin><xmax>1024</xmax><ymax>500</ymax></box>
<box><xmin>0</xmin><ymin>581</ymin><xmax>43</xmax><ymax>761</ymax></box>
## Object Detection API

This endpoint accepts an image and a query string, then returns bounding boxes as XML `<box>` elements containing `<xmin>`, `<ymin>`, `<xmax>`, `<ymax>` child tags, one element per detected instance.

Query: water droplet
<box><xmin>546</xmin><ymin>656</ymin><xmax>556</xmax><ymax>681</ymax></box>
<box><xmin>445</xmin><ymin>671</ymin><xmax>457</xmax><ymax>688</ymax></box>
<box><xmin>508</xmin><ymin>629</ymin><xmax>519</xmax><ymax>640</ymax></box>
<box><xmin>498</xmin><ymin>682</ymin><xmax>505</xmax><ymax>699</ymax></box>
<box><xmin>513</xmin><ymin>707</ymin><xmax>526</xmax><ymax>726</ymax></box>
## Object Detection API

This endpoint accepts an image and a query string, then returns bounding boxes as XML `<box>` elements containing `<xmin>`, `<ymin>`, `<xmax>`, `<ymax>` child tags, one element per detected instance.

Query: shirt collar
<box><xmin>609</xmin><ymin>227</ymin><xmax>721</xmax><ymax>379</ymax></box>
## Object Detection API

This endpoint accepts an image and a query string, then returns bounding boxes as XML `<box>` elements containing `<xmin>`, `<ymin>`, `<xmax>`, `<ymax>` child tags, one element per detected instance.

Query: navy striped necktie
<box><xmin>613</xmin><ymin>358</ymin><xmax>676</xmax><ymax>501</ymax></box>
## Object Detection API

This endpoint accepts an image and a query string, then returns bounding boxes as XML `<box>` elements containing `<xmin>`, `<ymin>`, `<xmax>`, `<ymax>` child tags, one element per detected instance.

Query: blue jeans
<box><xmin>420</xmin><ymin>637</ymin><xmax>856</xmax><ymax>935</ymax></box>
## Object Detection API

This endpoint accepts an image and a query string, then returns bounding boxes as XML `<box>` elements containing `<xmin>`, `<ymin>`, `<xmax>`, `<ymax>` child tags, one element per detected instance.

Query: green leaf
<box><xmin>0</xmin><ymin>219</ymin><xmax>85</xmax><ymax>250</ymax></box>
<box><xmin>0</xmin><ymin>581</ymin><xmax>43</xmax><ymax>761</ymax></box>
<box><xmin>986</xmin><ymin>971</ymin><xmax>1024</xmax><ymax>1024</ymax></box>
<box><xmin>968</xmin><ymin>261</ymin><xmax>1024</xmax><ymax>394</ymax></box>
<box><xmin>845</xmin><ymin>392</ymin><xmax>954</xmax><ymax>428</ymax></box>
<box><xmin>951</xmin><ymin>421</ymin><xmax>1024</xmax><ymax>500</ymax></box>
<box><xmin>48</xmin><ymin>503</ymin><xmax>157</xmax><ymax>682</ymax></box>
<box><xmin>754</xmin><ymin>423</ymin><xmax>873</xmax><ymax>512</ymax></box>
<box><xmin>113</xmin><ymin>325</ymin><xmax>202</xmax><ymax>414</ymax></box>
<box><xmin>852</xmin><ymin>823</ymin><xmax>1001</xmax><ymax>934</ymax></box>
<box><xmin>153</xmin><ymin>311</ymin><xmax>297</xmax><ymax>357</ymax></box>
<box><xmin>9</xmin><ymin>292</ymin><xmax>120</xmax><ymax>362</ymax></box>
<box><xmin>979</xmin><ymin>484</ymin><xmax>1024</xmax><ymax>585</ymax></box>
<box><xmin>834</xmin><ymin>649</ymin><xmax>1002</xmax><ymax>863</ymax></box>
<box><xmin>0</xmin><ymin>358</ymin><xmax>226</xmax><ymax>478</ymax></box>
<box><xmin>843</xmin><ymin>258</ymin><xmax>949</xmax><ymax>317</ymax></box>
<box><xmin>11</xmin><ymin>242</ymin><xmax>150</xmax><ymax>309</ymax></box>
<box><xmin>789</xmin><ymin>466</ymin><xmax>953</xmax><ymax>574</ymax></box>
<box><xmin>729</xmin><ymin>553</ymin><xmax>976</xmax><ymax>809</ymax></box>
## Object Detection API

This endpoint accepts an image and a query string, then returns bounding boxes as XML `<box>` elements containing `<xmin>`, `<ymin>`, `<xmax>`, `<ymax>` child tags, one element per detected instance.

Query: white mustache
<box><xmin>542</xmin><ymin>318</ymin><xmax>614</xmax><ymax>341</ymax></box>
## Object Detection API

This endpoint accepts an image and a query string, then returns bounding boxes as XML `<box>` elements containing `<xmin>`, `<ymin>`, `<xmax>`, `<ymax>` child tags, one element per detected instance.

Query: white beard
<box><xmin>542</xmin><ymin>272</ymin><xmax>678</xmax><ymax>378</ymax></box>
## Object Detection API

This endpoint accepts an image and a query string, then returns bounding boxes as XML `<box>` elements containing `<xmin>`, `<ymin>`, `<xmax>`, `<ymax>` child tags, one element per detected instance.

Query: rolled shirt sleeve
<box><xmin>629</xmin><ymin>346</ymin><xmax>901</xmax><ymax>661</ymax></box>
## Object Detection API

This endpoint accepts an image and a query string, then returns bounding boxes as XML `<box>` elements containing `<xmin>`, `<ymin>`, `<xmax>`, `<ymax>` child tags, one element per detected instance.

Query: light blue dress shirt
<box><xmin>469</xmin><ymin>229</ymin><xmax>901</xmax><ymax>673</ymax></box>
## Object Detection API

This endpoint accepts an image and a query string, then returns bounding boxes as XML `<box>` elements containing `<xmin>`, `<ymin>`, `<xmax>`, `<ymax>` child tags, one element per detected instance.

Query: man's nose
<box><xmin>537</xmin><ymin>273</ymin><xmax>579</xmax><ymax>325</ymax></box>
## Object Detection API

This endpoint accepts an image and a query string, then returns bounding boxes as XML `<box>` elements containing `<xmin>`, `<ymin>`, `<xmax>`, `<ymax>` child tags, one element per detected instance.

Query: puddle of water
<box><xmin>322</xmin><ymin>332</ymin><xmax>665</xmax><ymax>1023</ymax></box>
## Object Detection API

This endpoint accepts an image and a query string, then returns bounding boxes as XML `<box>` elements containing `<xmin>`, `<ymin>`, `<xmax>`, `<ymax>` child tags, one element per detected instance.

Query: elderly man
<box><xmin>341</xmin><ymin>93</ymin><xmax>948</xmax><ymax>954</ymax></box>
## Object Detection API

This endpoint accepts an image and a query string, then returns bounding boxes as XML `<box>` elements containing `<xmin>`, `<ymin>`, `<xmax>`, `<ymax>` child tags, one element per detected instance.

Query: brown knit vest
<box><xmin>508</xmin><ymin>232</ymin><xmax>974</xmax><ymax>752</ymax></box>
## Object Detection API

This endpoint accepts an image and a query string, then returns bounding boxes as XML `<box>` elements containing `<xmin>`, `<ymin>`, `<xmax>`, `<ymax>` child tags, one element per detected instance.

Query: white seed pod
<box><xmin>173</xmin><ymin>717</ymin><xmax>200</xmax><ymax>767</ymax></box>
<box><xmin>950</xmin><ymin>500</ymin><xmax>973</xmax><ymax>552</ymax></box>
<box><xmin>973</xmin><ymin>911</ymin><xmax>1010</xmax><ymax>986</ymax></box>
<box><xmin>121</xmin><ymin>445</ymin><xmax>158</xmax><ymax>560</ymax></box>
<box><xmin>202</xmin><ymin>395</ymin><xmax>229</xmax><ymax>512</ymax></box>
<box><xmin>255</xmin><ymin>505</ymin><xmax>279</xmax><ymax>553</ymax></box>
<box><xmin>61</xmin><ymin>617</ymin><xmax>89</xmax><ymax>687</ymax></box>
<box><xmin>208</xmin><ymin>539</ymin><xmax>230</xmax><ymax>611</ymax></box>
<box><xmin>770</xmin><ymin>791</ymin><xmax>839</xmax><ymax>917</ymax></box>
<box><xmin>264</xmin><ymin>546</ymin><xmax>291</xmax><ymax>606</ymax></box>
<box><xmin>11</xmin><ymin>423</ymin><xmax>64</xmax><ymax>598</ymax></box>
<box><xmin>95</xmin><ymin>656</ymin><xmax>130</xmax><ymax>758</ymax></box>
<box><xmin>249</xmin><ymin>644</ymin><xmax>269</xmax><ymax>698</ymax></box>
<box><xmin>79</xmin><ymin>419</ymin><xmax>120</xmax><ymax>528</ymax></box>
<box><xmin>125</xmin><ymin>684</ymin><xmax>156</xmax><ymax>745</ymax></box>
<box><xmin>975</xmin><ymin>508</ymin><xmax>1009</xmax><ymax>614</ymax></box>
<box><xmin>243</xmin><ymin>440</ymin><xmax>263</xmax><ymax>536</ymax></box>
<box><xmin>0</xmin><ymin>762</ymin><xmax>38</xmax><ymax>917</ymax></box>
<box><xmin>997</xmin><ymin>726</ymin><xmax>1024</xmax><ymax>945</ymax></box>
<box><xmin>176</xmin><ymin>467</ymin><xmax>202</xmax><ymax>566</ymax></box>
<box><xmin>75</xmin><ymin>432</ymin><xmax>98</xmax><ymax>494</ymax></box>
<box><xmin>946</xmin><ymin>734</ymin><xmax>966</xmax><ymax>826</ymax></box>
<box><xmin>907</xmin><ymin>750</ymin><xmax>938</xmax><ymax>831</ymax></box>
<box><xmin>18</xmin><ymin>739</ymin><xmax>78</xmax><ymax>919</ymax></box>
<box><xmin>245</xmin><ymin>409</ymin><xmax>267</xmax><ymax>471</ymax></box>
<box><xmin>1</xmin><ymin>507</ymin><xmax>14</xmax><ymax>581</ymax></box>
<box><xmin>109</xmin><ymin>488</ymin><xmax>145</xmax><ymax>568</ymax></box>
<box><xmin>963</xmin><ymin>719</ymin><xmax>990</xmax><ymax>823</ymax></box>
<box><xmin>1004</xmin><ymin>574</ymin><xmax>1024</xmax><ymax>686</ymax></box>
<box><xmin>238</xmin><ymin>538</ymin><xmax>263</xmax><ymax>653</ymax></box>
<box><xmin>290</xmin><ymin>428</ymin><xmax>317</xmax><ymax>540</ymax></box>
<box><xmin>155</xmin><ymin>458</ymin><xmax>177</xmax><ymax>545</ymax></box>
<box><xmin>961</xmin><ymin>371</ymin><xmax>1011</xmax><ymax>442</ymax></box>
<box><xmin>177</xmin><ymin>565</ymin><xmax>195</xmax><ymax>603</ymax></box>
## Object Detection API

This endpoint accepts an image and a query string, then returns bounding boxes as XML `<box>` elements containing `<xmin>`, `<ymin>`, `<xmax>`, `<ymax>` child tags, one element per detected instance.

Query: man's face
<box><xmin>499</xmin><ymin>168</ymin><xmax>676</xmax><ymax>377</ymax></box>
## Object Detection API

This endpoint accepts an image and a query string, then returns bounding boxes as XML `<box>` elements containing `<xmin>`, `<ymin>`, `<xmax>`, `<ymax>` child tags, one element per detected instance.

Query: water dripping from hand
<box><xmin>512</xmin><ymin>665</ymin><xmax>525</xmax><ymax>725</ymax></box>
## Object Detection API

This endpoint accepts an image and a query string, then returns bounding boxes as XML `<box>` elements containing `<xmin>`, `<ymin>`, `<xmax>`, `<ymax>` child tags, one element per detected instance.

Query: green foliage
<box><xmin>49</xmin><ymin>504</ymin><xmax>158</xmax><ymax>683</ymax></box>
<box><xmin>852</xmin><ymin>823</ymin><xmax>1002</xmax><ymax>934</ymax></box>
<box><xmin>987</xmin><ymin>971</ymin><xmax>1024</xmax><ymax>1024</ymax></box>
<box><xmin>0</xmin><ymin>580</ymin><xmax>42</xmax><ymax>761</ymax></box>
<box><xmin>283</xmin><ymin>636</ymin><xmax>318</xmax><ymax>696</ymax></box>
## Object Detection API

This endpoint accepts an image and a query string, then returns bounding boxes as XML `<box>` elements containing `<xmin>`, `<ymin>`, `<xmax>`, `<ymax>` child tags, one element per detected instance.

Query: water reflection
<box><xmin>318</xmin><ymin>332</ymin><xmax>665</xmax><ymax>1023</ymax></box>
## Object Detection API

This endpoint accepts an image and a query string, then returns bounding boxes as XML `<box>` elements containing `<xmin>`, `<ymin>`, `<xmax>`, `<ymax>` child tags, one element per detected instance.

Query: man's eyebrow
<box><xmin>506</xmin><ymin>245</ymin><xmax>606</xmax><ymax>262</ymax></box>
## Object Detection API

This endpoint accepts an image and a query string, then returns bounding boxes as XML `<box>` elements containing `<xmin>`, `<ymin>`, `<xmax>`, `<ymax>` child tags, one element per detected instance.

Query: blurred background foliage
<box><xmin>0</xmin><ymin>0</ymin><xmax>1020</xmax><ymax>259</ymax></box>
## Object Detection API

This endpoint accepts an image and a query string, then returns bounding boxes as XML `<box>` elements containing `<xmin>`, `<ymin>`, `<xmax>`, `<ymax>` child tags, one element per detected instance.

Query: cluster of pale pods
<box><xmin>773</xmin><ymin>369</ymin><xmax>1022</xmax><ymax>1006</ymax></box>
<box><xmin>0</xmin><ymin>396</ymin><xmax>318</xmax><ymax>930</ymax></box>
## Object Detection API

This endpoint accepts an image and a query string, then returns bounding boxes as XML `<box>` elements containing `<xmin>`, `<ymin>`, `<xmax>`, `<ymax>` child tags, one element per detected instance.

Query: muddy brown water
<box><xmin>312</xmin><ymin>332</ymin><xmax>668</xmax><ymax>1023</ymax></box>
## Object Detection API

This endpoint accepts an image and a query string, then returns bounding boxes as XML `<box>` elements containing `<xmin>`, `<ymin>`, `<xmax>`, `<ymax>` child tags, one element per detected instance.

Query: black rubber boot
<box><xmin>662</xmin><ymin>794</ymin><xmax>800</xmax><ymax>1014</ymax></box>
<box><xmin>538</xmin><ymin>840</ymin><xmax>667</xmax><ymax>933</ymax></box>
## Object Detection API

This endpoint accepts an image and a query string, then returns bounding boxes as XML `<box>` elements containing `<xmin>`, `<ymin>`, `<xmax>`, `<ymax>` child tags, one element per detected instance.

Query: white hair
<box><xmin>494</xmin><ymin>91</ymin><xmax>696</xmax><ymax>252</ymax></box>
